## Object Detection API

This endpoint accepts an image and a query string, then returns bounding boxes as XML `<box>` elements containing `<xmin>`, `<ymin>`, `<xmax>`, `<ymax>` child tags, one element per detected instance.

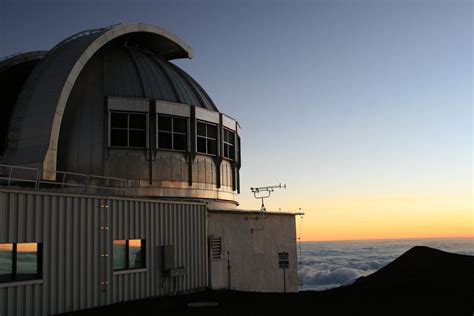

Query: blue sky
<box><xmin>1</xmin><ymin>1</ymin><xmax>472</xmax><ymax>237</ymax></box>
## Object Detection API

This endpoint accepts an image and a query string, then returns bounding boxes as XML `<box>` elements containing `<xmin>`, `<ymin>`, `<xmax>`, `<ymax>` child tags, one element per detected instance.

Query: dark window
<box><xmin>223</xmin><ymin>129</ymin><xmax>235</xmax><ymax>160</ymax></box>
<box><xmin>196</xmin><ymin>121</ymin><xmax>217</xmax><ymax>155</ymax></box>
<box><xmin>0</xmin><ymin>243</ymin><xmax>42</xmax><ymax>283</ymax></box>
<box><xmin>157</xmin><ymin>115</ymin><xmax>188</xmax><ymax>151</ymax></box>
<box><xmin>110</xmin><ymin>112</ymin><xmax>147</xmax><ymax>148</ymax></box>
<box><xmin>113</xmin><ymin>239</ymin><xmax>146</xmax><ymax>271</ymax></box>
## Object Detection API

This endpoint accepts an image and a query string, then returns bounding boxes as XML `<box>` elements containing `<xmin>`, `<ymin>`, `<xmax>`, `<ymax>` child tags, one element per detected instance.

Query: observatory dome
<box><xmin>0</xmin><ymin>23</ymin><xmax>240</xmax><ymax>206</ymax></box>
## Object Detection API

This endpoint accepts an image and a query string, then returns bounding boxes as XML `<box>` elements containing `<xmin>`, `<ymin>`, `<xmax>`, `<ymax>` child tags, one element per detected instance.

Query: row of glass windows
<box><xmin>110</xmin><ymin>111</ymin><xmax>236</xmax><ymax>159</ymax></box>
<box><xmin>0</xmin><ymin>240</ymin><xmax>146</xmax><ymax>283</ymax></box>
<box><xmin>112</xmin><ymin>239</ymin><xmax>146</xmax><ymax>271</ymax></box>
<box><xmin>0</xmin><ymin>243</ymin><xmax>41</xmax><ymax>282</ymax></box>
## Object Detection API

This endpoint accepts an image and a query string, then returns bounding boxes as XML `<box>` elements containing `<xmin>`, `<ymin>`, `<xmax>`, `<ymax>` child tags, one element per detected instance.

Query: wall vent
<box><xmin>209</xmin><ymin>236</ymin><xmax>222</xmax><ymax>261</ymax></box>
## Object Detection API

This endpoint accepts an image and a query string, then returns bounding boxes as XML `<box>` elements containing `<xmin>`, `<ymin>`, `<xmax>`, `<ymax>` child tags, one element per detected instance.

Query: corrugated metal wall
<box><xmin>0</xmin><ymin>189</ymin><xmax>207</xmax><ymax>315</ymax></box>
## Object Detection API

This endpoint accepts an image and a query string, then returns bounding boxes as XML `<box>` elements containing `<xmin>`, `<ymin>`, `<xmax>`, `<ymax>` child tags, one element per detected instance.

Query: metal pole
<box><xmin>227</xmin><ymin>251</ymin><xmax>231</xmax><ymax>290</ymax></box>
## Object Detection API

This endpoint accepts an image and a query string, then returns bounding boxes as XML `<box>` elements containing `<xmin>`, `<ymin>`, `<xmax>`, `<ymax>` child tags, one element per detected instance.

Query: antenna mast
<box><xmin>250</xmin><ymin>183</ymin><xmax>286</xmax><ymax>213</ymax></box>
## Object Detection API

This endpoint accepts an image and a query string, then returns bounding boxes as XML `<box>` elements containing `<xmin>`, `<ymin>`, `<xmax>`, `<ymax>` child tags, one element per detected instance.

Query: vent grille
<box><xmin>209</xmin><ymin>237</ymin><xmax>222</xmax><ymax>261</ymax></box>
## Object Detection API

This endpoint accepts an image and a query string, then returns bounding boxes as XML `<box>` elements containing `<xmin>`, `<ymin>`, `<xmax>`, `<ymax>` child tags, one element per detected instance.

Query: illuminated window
<box><xmin>197</xmin><ymin>121</ymin><xmax>217</xmax><ymax>155</ymax></box>
<box><xmin>223</xmin><ymin>129</ymin><xmax>235</xmax><ymax>160</ymax></box>
<box><xmin>0</xmin><ymin>242</ymin><xmax>42</xmax><ymax>282</ymax></box>
<box><xmin>157</xmin><ymin>115</ymin><xmax>187</xmax><ymax>151</ymax></box>
<box><xmin>113</xmin><ymin>239</ymin><xmax>146</xmax><ymax>271</ymax></box>
<box><xmin>110</xmin><ymin>112</ymin><xmax>147</xmax><ymax>148</ymax></box>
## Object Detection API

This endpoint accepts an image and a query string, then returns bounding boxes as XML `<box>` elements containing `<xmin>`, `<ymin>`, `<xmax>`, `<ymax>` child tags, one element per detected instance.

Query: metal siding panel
<box><xmin>93</xmin><ymin>200</ymin><xmax>100</xmax><ymax>307</ymax></box>
<box><xmin>8</xmin><ymin>193</ymin><xmax>17</xmax><ymax>242</ymax></box>
<box><xmin>7</xmin><ymin>287</ymin><xmax>16</xmax><ymax>316</ymax></box>
<box><xmin>42</xmin><ymin>195</ymin><xmax>50</xmax><ymax>316</ymax></box>
<box><xmin>65</xmin><ymin>197</ymin><xmax>73</xmax><ymax>312</ymax></box>
<box><xmin>34</xmin><ymin>284</ymin><xmax>42</xmax><ymax>316</ymax></box>
<box><xmin>34</xmin><ymin>195</ymin><xmax>42</xmax><ymax>242</ymax></box>
<box><xmin>26</xmin><ymin>195</ymin><xmax>35</xmax><ymax>241</ymax></box>
<box><xmin>72</xmin><ymin>197</ymin><xmax>80</xmax><ymax>311</ymax></box>
<box><xmin>0</xmin><ymin>192</ymin><xmax>7</xmax><ymax>241</ymax></box>
<box><xmin>79</xmin><ymin>198</ymin><xmax>86</xmax><ymax>310</ymax></box>
<box><xmin>25</xmin><ymin>285</ymin><xmax>33</xmax><ymax>316</ymax></box>
<box><xmin>106</xmin><ymin>204</ymin><xmax>113</xmax><ymax>305</ymax></box>
<box><xmin>0</xmin><ymin>288</ymin><xmax>6</xmax><ymax>316</ymax></box>
<box><xmin>86</xmin><ymin>199</ymin><xmax>93</xmax><ymax>308</ymax></box>
<box><xmin>16</xmin><ymin>285</ymin><xmax>24</xmax><ymax>316</ymax></box>
<box><xmin>0</xmin><ymin>191</ymin><xmax>207</xmax><ymax>314</ymax></box>
<box><xmin>17</xmin><ymin>194</ymin><xmax>25</xmax><ymax>242</ymax></box>
<box><xmin>49</xmin><ymin>195</ymin><xmax>58</xmax><ymax>315</ymax></box>
<box><xmin>57</xmin><ymin>196</ymin><xmax>65</xmax><ymax>313</ymax></box>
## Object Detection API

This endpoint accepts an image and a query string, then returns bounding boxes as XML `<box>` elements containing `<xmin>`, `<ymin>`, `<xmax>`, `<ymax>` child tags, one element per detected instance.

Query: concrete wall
<box><xmin>0</xmin><ymin>188</ymin><xmax>207</xmax><ymax>316</ymax></box>
<box><xmin>208</xmin><ymin>210</ymin><xmax>298</xmax><ymax>293</ymax></box>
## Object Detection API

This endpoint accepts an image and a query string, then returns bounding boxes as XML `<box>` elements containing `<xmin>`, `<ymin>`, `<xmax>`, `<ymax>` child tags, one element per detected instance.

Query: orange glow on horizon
<box><xmin>284</xmin><ymin>194</ymin><xmax>473</xmax><ymax>242</ymax></box>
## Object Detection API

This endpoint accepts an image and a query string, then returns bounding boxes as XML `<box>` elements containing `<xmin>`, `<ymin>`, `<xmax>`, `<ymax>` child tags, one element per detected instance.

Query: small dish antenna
<box><xmin>251</xmin><ymin>183</ymin><xmax>286</xmax><ymax>213</ymax></box>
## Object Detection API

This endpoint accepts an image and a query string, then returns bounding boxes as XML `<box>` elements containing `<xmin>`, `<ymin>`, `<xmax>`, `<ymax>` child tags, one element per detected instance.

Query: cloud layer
<box><xmin>297</xmin><ymin>238</ymin><xmax>474</xmax><ymax>291</ymax></box>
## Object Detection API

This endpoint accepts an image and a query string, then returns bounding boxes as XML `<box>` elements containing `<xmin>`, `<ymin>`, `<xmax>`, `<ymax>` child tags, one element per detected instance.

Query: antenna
<box><xmin>250</xmin><ymin>183</ymin><xmax>286</xmax><ymax>213</ymax></box>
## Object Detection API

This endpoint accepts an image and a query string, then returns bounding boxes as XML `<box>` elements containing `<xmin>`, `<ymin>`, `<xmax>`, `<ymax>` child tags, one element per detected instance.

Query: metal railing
<box><xmin>0</xmin><ymin>164</ymin><xmax>128</xmax><ymax>196</ymax></box>
<box><xmin>0</xmin><ymin>52</ymin><xmax>23</xmax><ymax>62</ymax></box>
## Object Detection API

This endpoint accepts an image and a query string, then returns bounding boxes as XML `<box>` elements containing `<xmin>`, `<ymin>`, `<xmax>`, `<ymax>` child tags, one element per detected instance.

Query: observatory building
<box><xmin>0</xmin><ymin>23</ymin><xmax>300</xmax><ymax>315</ymax></box>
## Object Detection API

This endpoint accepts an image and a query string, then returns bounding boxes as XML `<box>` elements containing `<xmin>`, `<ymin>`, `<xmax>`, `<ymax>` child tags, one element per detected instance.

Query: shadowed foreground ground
<box><xmin>64</xmin><ymin>246</ymin><xmax>474</xmax><ymax>316</ymax></box>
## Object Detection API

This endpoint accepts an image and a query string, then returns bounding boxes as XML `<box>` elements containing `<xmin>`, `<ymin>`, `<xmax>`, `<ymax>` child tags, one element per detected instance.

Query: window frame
<box><xmin>109</xmin><ymin>110</ymin><xmax>149</xmax><ymax>149</ymax></box>
<box><xmin>156</xmin><ymin>114</ymin><xmax>188</xmax><ymax>152</ymax></box>
<box><xmin>196</xmin><ymin>120</ymin><xmax>218</xmax><ymax>156</ymax></box>
<box><xmin>112</xmin><ymin>239</ymin><xmax>146</xmax><ymax>272</ymax></box>
<box><xmin>0</xmin><ymin>242</ymin><xmax>42</xmax><ymax>283</ymax></box>
<box><xmin>223</xmin><ymin>128</ymin><xmax>235</xmax><ymax>160</ymax></box>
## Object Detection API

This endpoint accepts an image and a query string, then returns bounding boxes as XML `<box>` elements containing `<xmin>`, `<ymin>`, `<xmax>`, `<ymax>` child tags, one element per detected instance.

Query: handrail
<box><xmin>0</xmin><ymin>164</ymin><xmax>128</xmax><ymax>195</ymax></box>
<box><xmin>0</xmin><ymin>52</ymin><xmax>23</xmax><ymax>62</ymax></box>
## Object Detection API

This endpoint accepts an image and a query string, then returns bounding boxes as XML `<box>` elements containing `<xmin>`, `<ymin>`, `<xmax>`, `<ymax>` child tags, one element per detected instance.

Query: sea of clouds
<box><xmin>297</xmin><ymin>238</ymin><xmax>474</xmax><ymax>291</ymax></box>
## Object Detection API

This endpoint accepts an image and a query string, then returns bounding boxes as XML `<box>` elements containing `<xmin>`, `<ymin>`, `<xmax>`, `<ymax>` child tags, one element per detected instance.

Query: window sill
<box><xmin>157</xmin><ymin>148</ymin><xmax>188</xmax><ymax>153</ymax></box>
<box><xmin>109</xmin><ymin>146</ymin><xmax>147</xmax><ymax>150</ymax></box>
<box><xmin>0</xmin><ymin>279</ymin><xmax>43</xmax><ymax>288</ymax></box>
<box><xmin>113</xmin><ymin>268</ymin><xmax>147</xmax><ymax>275</ymax></box>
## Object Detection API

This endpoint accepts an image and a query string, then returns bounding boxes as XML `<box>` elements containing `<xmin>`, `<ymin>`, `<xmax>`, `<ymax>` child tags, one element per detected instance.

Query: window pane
<box><xmin>158</xmin><ymin>132</ymin><xmax>172</xmax><ymax>149</ymax></box>
<box><xmin>197</xmin><ymin>137</ymin><xmax>206</xmax><ymax>153</ymax></box>
<box><xmin>207</xmin><ymin>139</ymin><xmax>217</xmax><ymax>155</ymax></box>
<box><xmin>158</xmin><ymin>116</ymin><xmax>172</xmax><ymax>132</ymax></box>
<box><xmin>224</xmin><ymin>144</ymin><xmax>229</xmax><ymax>158</ymax></box>
<box><xmin>173</xmin><ymin>134</ymin><xmax>187</xmax><ymax>151</ymax></box>
<box><xmin>229</xmin><ymin>146</ymin><xmax>235</xmax><ymax>160</ymax></box>
<box><xmin>129</xmin><ymin>114</ymin><xmax>146</xmax><ymax>129</ymax></box>
<box><xmin>128</xmin><ymin>240</ymin><xmax>144</xmax><ymax>269</ymax></box>
<box><xmin>113</xmin><ymin>240</ymin><xmax>127</xmax><ymax>270</ymax></box>
<box><xmin>111</xmin><ymin>129</ymin><xmax>128</xmax><ymax>147</ymax></box>
<box><xmin>129</xmin><ymin>130</ymin><xmax>146</xmax><ymax>148</ymax></box>
<box><xmin>17</xmin><ymin>243</ymin><xmax>38</xmax><ymax>278</ymax></box>
<box><xmin>111</xmin><ymin>112</ymin><xmax>127</xmax><ymax>128</ymax></box>
<box><xmin>173</xmin><ymin>118</ymin><xmax>187</xmax><ymax>134</ymax></box>
<box><xmin>0</xmin><ymin>244</ymin><xmax>12</xmax><ymax>280</ymax></box>
<box><xmin>225</xmin><ymin>130</ymin><xmax>235</xmax><ymax>145</ymax></box>
<box><xmin>197</xmin><ymin>122</ymin><xmax>206</xmax><ymax>136</ymax></box>
<box><xmin>207</xmin><ymin>124</ymin><xmax>217</xmax><ymax>139</ymax></box>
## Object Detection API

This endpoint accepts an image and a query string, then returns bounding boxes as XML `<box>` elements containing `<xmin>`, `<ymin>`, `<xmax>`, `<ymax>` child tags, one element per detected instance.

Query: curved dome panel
<box><xmin>101</xmin><ymin>43</ymin><xmax>217</xmax><ymax>109</ymax></box>
<box><xmin>1</xmin><ymin>23</ymin><xmax>199</xmax><ymax>176</ymax></box>
<box><xmin>0</xmin><ymin>51</ymin><xmax>47</xmax><ymax>154</ymax></box>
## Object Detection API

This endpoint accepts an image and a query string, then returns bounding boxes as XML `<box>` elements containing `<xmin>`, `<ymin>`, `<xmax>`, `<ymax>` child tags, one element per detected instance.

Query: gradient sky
<box><xmin>1</xmin><ymin>0</ymin><xmax>472</xmax><ymax>241</ymax></box>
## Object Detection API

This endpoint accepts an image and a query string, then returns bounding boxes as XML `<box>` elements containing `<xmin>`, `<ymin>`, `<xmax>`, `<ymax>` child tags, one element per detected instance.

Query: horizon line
<box><xmin>300</xmin><ymin>236</ymin><xmax>474</xmax><ymax>243</ymax></box>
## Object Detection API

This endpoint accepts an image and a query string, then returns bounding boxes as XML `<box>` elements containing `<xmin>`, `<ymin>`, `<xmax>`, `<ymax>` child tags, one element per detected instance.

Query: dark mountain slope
<box><xmin>64</xmin><ymin>246</ymin><xmax>474</xmax><ymax>316</ymax></box>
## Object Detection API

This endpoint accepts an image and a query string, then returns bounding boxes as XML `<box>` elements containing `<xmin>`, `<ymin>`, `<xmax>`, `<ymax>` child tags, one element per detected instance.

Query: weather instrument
<box><xmin>251</xmin><ymin>183</ymin><xmax>286</xmax><ymax>213</ymax></box>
